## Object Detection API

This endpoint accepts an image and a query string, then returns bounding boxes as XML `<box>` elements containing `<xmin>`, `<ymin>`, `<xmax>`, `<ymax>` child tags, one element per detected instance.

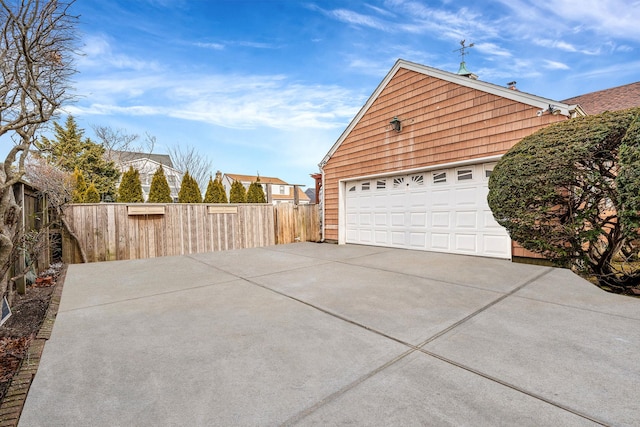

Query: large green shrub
<box><xmin>229</xmin><ymin>180</ymin><xmax>247</xmax><ymax>203</ymax></box>
<box><xmin>488</xmin><ymin>107</ymin><xmax>640</xmax><ymax>293</ymax></box>
<box><xmin>148</xmin><ymin>166</ymin><xmax>173</xmax><ymax>203</ymax></box>
<box><xmin>118</xmin><ymin>166</ymin><xmax>144</xmax><ymax>203</ymax></box>
<box><xmin>247</xmin><ymin>177</ymin><xmax>267</xmax><ymax>203</ymax></box>
<box><xmin>37</xmin><ymin>115</ymin><xmax>121</xmax><ymax>200</ymax></box>
<box><xmin>178</xmin><ymin>171</ymin><xmax>202</xmax><ymax>203</ymax></box>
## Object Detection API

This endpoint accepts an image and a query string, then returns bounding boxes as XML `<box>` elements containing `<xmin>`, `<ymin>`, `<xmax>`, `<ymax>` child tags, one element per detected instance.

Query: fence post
<box><xmin>265</xmin><ymin>183</ymin><xmax>272</xmax><ymax>204</ymax></box>
<box><xmin>293</xmin><ymin>185</ymin><xmax>299</xmax><ymax>205</ymax></box>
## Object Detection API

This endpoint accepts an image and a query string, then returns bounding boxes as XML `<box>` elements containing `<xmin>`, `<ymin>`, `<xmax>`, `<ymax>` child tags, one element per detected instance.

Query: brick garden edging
<box><xmin>0</xmin><ymin>267</ymin><xmax>66</xmax><ymax>427</ymax></box>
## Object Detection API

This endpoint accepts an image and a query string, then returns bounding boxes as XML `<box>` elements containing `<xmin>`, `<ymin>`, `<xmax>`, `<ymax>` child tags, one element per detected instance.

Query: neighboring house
<box><xmin>319</xmin><ymin>58</ymin><xmax>591</xmax><ymax>260</ymax></box>
<box><xmin>108</xmin><ymin>151</ymin><xmax>183</xmax><ymax>202</ymax></box>
<box><xmin>222</xmin><ymin>173</ymin><xmax>310</xmax><ymax>204</ymax></box>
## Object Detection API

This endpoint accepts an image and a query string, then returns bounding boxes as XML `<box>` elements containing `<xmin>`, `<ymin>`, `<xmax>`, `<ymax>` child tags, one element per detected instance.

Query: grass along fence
<box><xmin>62</xmin><ymin>203</ymin><xmax>321</xmax><ymax>263</ymax></box>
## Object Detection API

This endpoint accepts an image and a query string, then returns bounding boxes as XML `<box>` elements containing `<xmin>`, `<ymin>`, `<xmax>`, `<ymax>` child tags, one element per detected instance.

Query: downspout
<box><xmin>320</xmin><ymin>165</ymin><xmax>326</xmax><ymax>242</ymax></box>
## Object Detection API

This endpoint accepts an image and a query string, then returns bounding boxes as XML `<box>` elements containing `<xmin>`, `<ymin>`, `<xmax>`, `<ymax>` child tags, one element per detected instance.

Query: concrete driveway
<box><xmin>20</xmin><ymin>243</ymin><xmax>640</xmax><ymax>426</ymax></box>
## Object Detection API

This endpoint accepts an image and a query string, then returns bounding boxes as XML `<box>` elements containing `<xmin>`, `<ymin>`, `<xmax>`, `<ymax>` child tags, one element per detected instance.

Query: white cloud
<box><xmin>543</xmin><ymin>60</ymin><xmax>570</xmax><ymax>70</ymax></box>
<box><xmin>71</xmin><ymin>69</ymin><xmax>364</xmax><ymax>131</ymax></box>
<box><xmin>194</xmin><ymin>42</ymin><xmax>225</xmax><ymax>50</ymax></box>
<box><xmin>615</xmin><ymin>45</ymin><xmax>634</xmax><ymax>52</ymax></box>
<box><xmin>79</xmin><ymin>34</ymin><xmax>161</xmax><ymax>71</ymax></box>
<box><xmin>474</xmin><ymin>43</ymin><xmax>511</xmax><ymax>58</ymax></box>
<box><xmin>572</xmin><ymin>60</ymin><xmax>640</xmax><ymax>79</ymax></box>
<box><xmin>533</xmin><ymin>39</ymin><xmax>577</xmax><ymax>52</ymax></box>
<box><xmin>329</xmin><ymin>9</ymin><xmax>387</xmax><ymax>30</ymax></box>
<box><xmin>495</xmin><ymin>0</ymin><xmax>640</xmax><ymax>42</ymax></box>
<box><xmin>532</xmin><ymin>38</ymin><xmax>601</xmax><ymax>55</ymax></box>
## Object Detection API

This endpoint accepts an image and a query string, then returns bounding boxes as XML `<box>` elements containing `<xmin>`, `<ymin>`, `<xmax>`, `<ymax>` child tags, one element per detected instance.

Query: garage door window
<box><xmin>393</xmin><ymin>177</ymin><xmax>405</xmax><ymax>188</ymax></box>
<box><xmin>411</xmin><ymin>175</ymin><xmax>424</xmax><ymax>186</ymax></box>
<box><xmin>457</xmin><ymin>169</ymin><xmax>473</xmax><ymax>181</ymax></box>
<box><xmin>348</xmin><ymin>185</ymin><xmax>356</xmax><ymax>192</ymax></box>
<box><xmin>377</xmin><ymin>179</ymin><xmax>386</xmax><ymax>189</ymax></box>
<box><xmin>433</xmin><ymin>172</ymin><xmax>446</xmax><ymax>184</ymax></box>
<box><xmin>361</xmin><ymin>182</ymin><xmax>370</xmax><ymax>191</ymax></box>
<box><xmin>483</xmin><ymin>164</ymin><xmax>495</xmax><ymax>180</ymax></box>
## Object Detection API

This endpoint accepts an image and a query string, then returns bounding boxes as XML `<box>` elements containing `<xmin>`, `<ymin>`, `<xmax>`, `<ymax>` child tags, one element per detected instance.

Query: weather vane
<box><xmin>454</xmin><ymin>39</ymin><xmax>474</xmax><ymax>62</ymax></box>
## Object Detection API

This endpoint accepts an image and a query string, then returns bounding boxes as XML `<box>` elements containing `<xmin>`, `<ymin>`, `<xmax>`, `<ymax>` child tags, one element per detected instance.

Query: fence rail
<box><xmin>62</xmin><ymin>203</ymin><xmax>320</xmax><ymax>263</ymax></box>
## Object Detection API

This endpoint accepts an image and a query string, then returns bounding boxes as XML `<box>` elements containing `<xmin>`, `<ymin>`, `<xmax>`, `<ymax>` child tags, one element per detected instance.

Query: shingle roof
<box><xmin>109</xmin><ymin>151</ymin><xmax>175</xmax><ymax>168</ymax></box>
<box><xmin>271</xmin><ymin>187</ymin><xmax>310</xmax><ymax>202</ymax></box>
<box><xmin>224</xmin><ymin>173</ymin><xmax>288</xmax><ymax>185</ymax></box>
<box><xmin>562</xmin><ymin>81</ymin><xmax>640</xmax><ymax>115</ymax></box>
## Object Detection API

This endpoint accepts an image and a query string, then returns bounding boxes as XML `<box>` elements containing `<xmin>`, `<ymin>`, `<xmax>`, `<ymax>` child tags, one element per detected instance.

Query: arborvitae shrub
<box><xmin>118</xmin><ymin>166</ymin><xmax>144</xmax><ymax>203</ymax></box>
<box><xmin>229</xmin><ymin>180</ymin><xmax>247</xmax><ymax>203</ymax></box>
<box><xmin>247</xmin><ymin>177</ymin><xmax>267</xmax><ymax>203</ymax></box>
<box><xmin>178</xmin><ymin>171</ymin><xmax>202</xmax><ymax>203</ymax></box>
<box><xmin>148</xmin><ymin>166</ymin><xmax>173</xmax><ymax>203</ymax></box>
<box><xmin>204</xmin><ymin>176</ymin><xmax>229</xmax><ymax>203</ymax></box>
<box><xmin>72</xmin><ymin>167</ymin><xmax>87</xmax><ymax>203</ymax></box>
<box><xmin>212</xmin><ymin>175</ymin><xmax>228</xmax><ymax>203</ymax></box>
<box><xmin>84</xmin><ymin>182</ymin><xmax>100</xmax><ymax>203</ymax></box>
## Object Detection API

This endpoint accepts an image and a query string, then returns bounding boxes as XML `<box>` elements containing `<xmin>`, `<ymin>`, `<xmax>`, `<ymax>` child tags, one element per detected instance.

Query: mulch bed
<box><xmin>0</xmin><ymin>264</ymin><xmax>65</xmax><ymax>424</ymax></box>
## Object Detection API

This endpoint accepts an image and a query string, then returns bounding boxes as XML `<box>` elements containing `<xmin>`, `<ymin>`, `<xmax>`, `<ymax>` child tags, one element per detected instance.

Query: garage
<box><xmin>344</xmin><ymin>162</ymin><xmax>511</xmax><ymax>259</ymax></box>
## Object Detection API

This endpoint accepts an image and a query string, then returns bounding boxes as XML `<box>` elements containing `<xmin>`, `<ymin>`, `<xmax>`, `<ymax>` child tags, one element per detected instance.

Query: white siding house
<box><xmin>109</xmin><ymin>152</ymin><xmax>183</xmax><ymax>202</ymax></box>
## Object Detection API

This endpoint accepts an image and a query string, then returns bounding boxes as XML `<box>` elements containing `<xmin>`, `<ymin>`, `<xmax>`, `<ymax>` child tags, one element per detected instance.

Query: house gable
<box><xmin>321</xmin><ymin>59</ymin><xmax>581</xmax><ymax>168</ymax></box>
<box><xmin>320</xmin><ymin>59</ymin><xmax>578</xmax><ymax>243</ymax></box>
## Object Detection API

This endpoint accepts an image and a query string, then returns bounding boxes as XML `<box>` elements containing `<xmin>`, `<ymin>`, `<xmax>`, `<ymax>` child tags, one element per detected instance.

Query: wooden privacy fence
<box><xmin>62</xmin><ymin>203</ymin><xmax>321</xmax><ymax>263</ymax></box>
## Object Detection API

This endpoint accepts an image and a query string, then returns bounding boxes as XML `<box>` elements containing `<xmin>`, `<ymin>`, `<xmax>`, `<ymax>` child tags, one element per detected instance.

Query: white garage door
<box><xmin>345</xmin><ymin>163</ymin><xmax>511</xmax><ymax>259</ymax></box>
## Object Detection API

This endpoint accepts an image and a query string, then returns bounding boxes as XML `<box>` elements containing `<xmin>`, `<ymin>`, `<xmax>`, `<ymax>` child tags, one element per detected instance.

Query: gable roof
<box><xmin>562</xmin><ymin>81</ymin><xmax>640</xmax><ymax>115</ymax></box>
<box><xmin>223</xmin><ymin>173</ymin><xmax>288</xmax><ymax>185</ymax></box>
<box><xmin>320</xmin><ymin>59</ymin><xmax>583</xmax><ymax>168</ymax></box>
<box><xmin>109</xmin><ymin>151</ymin><xmax>175</xmax><ymax>169</ymax></box>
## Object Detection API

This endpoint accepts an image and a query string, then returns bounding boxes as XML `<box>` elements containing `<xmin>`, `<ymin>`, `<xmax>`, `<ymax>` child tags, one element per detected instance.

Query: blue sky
<box><xmin>8</xmin><ymin>0</ymin><xmax>640</xmax><ymax>189</ymax></box>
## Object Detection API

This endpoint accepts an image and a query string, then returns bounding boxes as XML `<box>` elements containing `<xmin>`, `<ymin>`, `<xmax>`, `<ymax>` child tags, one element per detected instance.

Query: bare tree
<box><xmin>0</xmin><ymin>0</ymin><xmax>77</xmax><ymax>297</ymax></box>
<box><xmin>24</xmin><ymin>155</ymin><xmax>87</xmax><ymax>263</ymax></box>
<box><xmin>92</xmin><ymin>125</ymin><xmax>140</xmax><ymax>160</ymax></box>
<box><xmin>93</xmin><ymin>125</ymin><xmax>156</xmax><ymax>160</ymax></box>
<box><xmin>168</xmin><ymin>144</ymin><xmax>213</xmax><ymax>192</ymax></box>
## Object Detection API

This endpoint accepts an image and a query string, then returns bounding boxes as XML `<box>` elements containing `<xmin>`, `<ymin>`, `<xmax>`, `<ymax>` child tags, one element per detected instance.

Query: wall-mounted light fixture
<box><xmin>390</xmin><ymin>116</ymin><xmax>402</xmax><ymax>132</ymax></box>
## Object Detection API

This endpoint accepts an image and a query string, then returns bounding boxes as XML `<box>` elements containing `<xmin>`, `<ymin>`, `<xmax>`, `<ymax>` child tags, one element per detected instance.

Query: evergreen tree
<box><xmin>212</xmin><ymin>174</ymin><xmax>228</xmax><ymax>203</ymax></box>
<box><xmin>178</xmin><ymin>171</ymin><xmax>202</xmax><ymax>203</ymax></box>
<box><xmin>203</xmin><ymin>176</ymin><xmax>216</xmax><ymax>203</ymax></box>
<box><xmin>36</xmin><ymin>115</ymin><xmax>121</xmax><ymax>200</ymax></box>
<box><xmin>84</xmin><ymin>182</ymin><xmax>100</xmax><ymax>203</ymax></box>
<box><xmin>148</xmin><ymin>165</ymin><xmax>173</xmax><ymax>203</ymax></box>
<box><xmin>118</xmin><ymin>166</ymin><xmax>144</xmax><ymax>202</ymax></box>
<box><xmin>229</xmin><ymin>180</ymin><xmax>247</xmax><ymax>203</ymax></box>
<box><xmin>247</xmin><ymin>177</ymin><xmax>267</xmax><ymax>203</ymax></box>
<box><xmin>72</xmin><ymin>168</ymin><xmax>87</xmax><ymax>203</ymax></box>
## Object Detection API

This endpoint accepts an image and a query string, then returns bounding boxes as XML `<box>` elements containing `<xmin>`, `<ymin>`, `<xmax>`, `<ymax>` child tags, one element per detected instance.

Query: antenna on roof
<box><xmin>454</xmin><ymin>40</ymin><xmax>478</xmax><ymax>79</ymax></box>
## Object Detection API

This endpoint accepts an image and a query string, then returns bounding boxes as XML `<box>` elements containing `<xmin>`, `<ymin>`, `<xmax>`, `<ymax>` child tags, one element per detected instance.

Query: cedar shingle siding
<box><xmin>322</xmin><ymin>64</ymin><xmax>568</xmax><ymax>243</ymax></box>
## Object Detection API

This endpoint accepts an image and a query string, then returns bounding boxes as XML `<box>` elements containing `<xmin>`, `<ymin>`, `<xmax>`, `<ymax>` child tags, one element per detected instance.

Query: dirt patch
<box><xmin>0</xmin><ymin>265</ymin><xmax>63</xmax><ymax>402</ymax></box>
